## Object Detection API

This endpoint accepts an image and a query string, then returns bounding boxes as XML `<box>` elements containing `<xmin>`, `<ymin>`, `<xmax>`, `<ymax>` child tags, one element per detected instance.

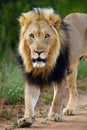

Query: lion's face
<box><xmin>24</xmin><ymin>20</ymin><xmax>59</xmax><ymax>68</ymax></box>
<box><xmin>19</xmin><ymin>9</ymin><xmax>61</xmax><ymax>74</ymax></box>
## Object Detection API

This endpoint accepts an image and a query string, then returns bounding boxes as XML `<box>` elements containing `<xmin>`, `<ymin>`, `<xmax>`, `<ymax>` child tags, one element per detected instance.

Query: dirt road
<box><xmin>0</xmin><ymin>89</ymin><xmax>87</xmax><ymax>130</ymax></box>
<box><xmin>14</xmin><ymin>91</ymin><xmax>87</xmax><ymax>130</ymax></box>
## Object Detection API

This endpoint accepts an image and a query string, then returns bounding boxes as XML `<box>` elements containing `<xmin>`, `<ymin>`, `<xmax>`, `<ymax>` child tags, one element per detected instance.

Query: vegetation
<box><xmin>42</xmin><ymin>94</ymin><xmax>53</xmax><ymax>104</ymax></box>
<box><xmin>0</xmin><ymin>53</ymin><xmax>24</xmax><ymax>104</ymax></box>
<box><xmin>0</xmin><ymin>0</ymin><xmax>87</xmax><ymax>104</ymax></box>
<box><xmin>0</xmin><ymin>109</ymin><xmax>13</xmax><ymax>120</ymax></box>
<box><xmin>78</xmin><ymin>59</ymin><xmax>87</xmax><ymax>79</ymax></box>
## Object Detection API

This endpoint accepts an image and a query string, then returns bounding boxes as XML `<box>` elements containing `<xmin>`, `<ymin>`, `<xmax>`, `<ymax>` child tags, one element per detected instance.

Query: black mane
<box><xmin>17</xmin><ymin>20</ymin><xmax>70</xmax><ymax>87</ymax></box>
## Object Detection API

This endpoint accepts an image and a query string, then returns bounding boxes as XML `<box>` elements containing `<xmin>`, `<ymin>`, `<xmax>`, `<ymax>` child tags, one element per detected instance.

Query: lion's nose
<box><xmin>34</xmin><ymin>50</ymin><xmax>44</xmax><ymax>55</ymax></box>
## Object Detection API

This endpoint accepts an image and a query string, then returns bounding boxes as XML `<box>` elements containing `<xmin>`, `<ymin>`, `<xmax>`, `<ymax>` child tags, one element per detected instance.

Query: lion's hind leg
<box><xmin>63</xmin><ymin>67</ymin><xmax>78</xmax><ymax>115</ymax></box>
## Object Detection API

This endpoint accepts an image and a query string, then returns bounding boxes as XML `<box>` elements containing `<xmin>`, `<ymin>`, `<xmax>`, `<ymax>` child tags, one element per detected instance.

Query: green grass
<box><xmin>0</xmin><ymin>52</ymin><xmax>24</xmax><ymax>104</ymax></box>
<box><xmin>77</xmin><ymin>85</ymin><xmax>87</xmax><ymax>91</ymax></box>
<box><xmin>42</xmin><ymin>95</ymin><xmax>53</xmax><ymax>104</ymax></box>
<box><xmin>78</xmin><ymin>59</ymin><xmax>87</xmax><ymax>79</ymax></box>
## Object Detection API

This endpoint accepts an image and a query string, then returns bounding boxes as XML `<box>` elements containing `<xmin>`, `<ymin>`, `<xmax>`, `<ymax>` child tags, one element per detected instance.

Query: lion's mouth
<box><xmin>32</xmin><ymin>58</ymin><xmax>47</xmax><ymax>68</ymax></box>
<box><xmin>32</xmin><ymin>58</ymin><xmax>47</xmax><ymax>63</ymax></box>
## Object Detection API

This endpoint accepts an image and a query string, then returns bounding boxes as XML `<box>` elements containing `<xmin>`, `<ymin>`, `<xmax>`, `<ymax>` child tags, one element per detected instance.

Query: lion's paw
<box><xmin>63</xmin><ymin>108</ymin><xmax>75</xmax><ymax>115</ymax></box>
<box><xmin>17</xmin><ymin>117</ymin><xmax>34</xmax><ymax>128</ymax></box>
<box><xmin>48</xmin><ymin>112</ymin><xmax>64</xmax><ymax>122</ymax></box>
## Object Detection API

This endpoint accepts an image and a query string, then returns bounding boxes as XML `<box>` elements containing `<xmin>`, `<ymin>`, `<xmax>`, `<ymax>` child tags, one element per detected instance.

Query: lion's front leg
<box><xmin>48</xmin><ymin>81</ymin><xmax>65</xmax><ymax>122</ymax></box>
<box><xmin>18</xmin><ymin>82</ymin><xmax>40</xmax><ymax>127</ymax></box>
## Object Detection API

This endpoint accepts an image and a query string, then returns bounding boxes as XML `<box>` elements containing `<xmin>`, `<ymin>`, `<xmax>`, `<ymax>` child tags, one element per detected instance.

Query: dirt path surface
<box><xmin>15</xmin><ymin>110</ymin><xmax>87</xmax><ymax>130</ymax></box>
<box><xmin>0</xmin><ymin>87</ymin><xmax>87</xmax><ymax>130</ymax></box>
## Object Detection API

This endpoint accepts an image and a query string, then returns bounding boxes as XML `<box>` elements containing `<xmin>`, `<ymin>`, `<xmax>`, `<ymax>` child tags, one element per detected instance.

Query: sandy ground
<box><xmin>0</xmin><ymin>87</ymin><xmax>87</xmax><ymax>130</ymax></box>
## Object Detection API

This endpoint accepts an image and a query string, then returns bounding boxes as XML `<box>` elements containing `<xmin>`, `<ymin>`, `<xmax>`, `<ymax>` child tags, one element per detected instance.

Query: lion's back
<box><xmin>64</xmin><ymin>13</ymin><xmax>87</xmax><ymax>63</ymax></box>
<box><xmin>64</xmin><ymin>13</ymin><xmax>87</xmax><ymax>29</ymax></box>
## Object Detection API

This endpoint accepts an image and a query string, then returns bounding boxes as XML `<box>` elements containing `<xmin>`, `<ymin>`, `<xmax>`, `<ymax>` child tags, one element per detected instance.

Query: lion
<box><xmin>17</xmin><ymin>8</ymin><xmax>87</xmax><ymax>127</ymax></box>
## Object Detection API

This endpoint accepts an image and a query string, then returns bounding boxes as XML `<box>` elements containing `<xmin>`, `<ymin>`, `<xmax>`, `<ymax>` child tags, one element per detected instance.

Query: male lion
<box><xmin>17</xmin><ymin>8</ymin><xmax>87</xmax><ymax>127</ymax></box>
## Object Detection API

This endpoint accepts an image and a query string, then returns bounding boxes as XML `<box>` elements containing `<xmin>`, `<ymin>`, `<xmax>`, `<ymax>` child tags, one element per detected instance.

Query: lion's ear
<box><xmin>53</xmin><ymin>15</ymin><xmax>62</xmax><ymax>30</ymax></box>
<box><xmin>18</xmin><ymin>12</ymin><xmax>36</xmax><ymax>27</ymax></box>
<box><xmin>18</xmin><ymin>13</ymin><xmax>27</xmax><ymax>27</ymax></box>
<box><xmin>47</xmin><ymin>14</ymin><xmax>62</xmax><ymax>30</ymax></box>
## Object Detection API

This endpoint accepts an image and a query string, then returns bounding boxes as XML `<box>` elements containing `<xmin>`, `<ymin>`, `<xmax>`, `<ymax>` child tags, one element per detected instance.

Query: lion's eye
<box><xmin>45</xmin><ymin>34</ymin><xmax>50</xmax><ymax>39</ymax></box>
<box><xmin>29</xmin><ymin>33</ymin><xmax>35</xmax><ymax>39</ymax></box>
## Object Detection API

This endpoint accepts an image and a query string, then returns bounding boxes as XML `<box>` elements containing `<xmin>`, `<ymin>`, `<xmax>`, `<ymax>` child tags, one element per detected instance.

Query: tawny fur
<box><xmin>17</xmin><ymin>8</ymin><xmax>87</xmax><ymax>127</ymax></box>
<box><xmin>63</xmin><ymin>13</ymin><xmax>87</xmax><ymax>115</ymax></box>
